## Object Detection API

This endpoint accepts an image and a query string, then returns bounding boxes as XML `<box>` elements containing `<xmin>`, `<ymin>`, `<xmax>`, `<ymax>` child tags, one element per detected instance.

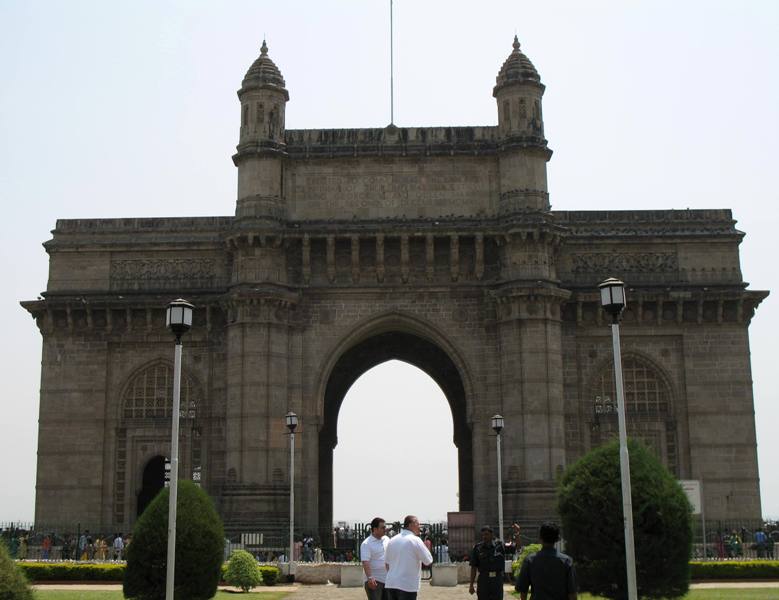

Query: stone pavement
<box><xmin>287</xmin><ymin>582</ymin><xmax>491</xmax><ymax>599</ymax></box>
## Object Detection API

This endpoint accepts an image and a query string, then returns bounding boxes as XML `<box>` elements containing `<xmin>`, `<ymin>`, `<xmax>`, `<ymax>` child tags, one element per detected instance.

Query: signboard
<box><xmin>164</xmin><ymin>458</ymin><xmax>171</xmax><ymax>488</ymax></box>
<box><xmin>679</xmin><ymin>480</ymin><xmax>701</xmax><ymax>514</ymax></box>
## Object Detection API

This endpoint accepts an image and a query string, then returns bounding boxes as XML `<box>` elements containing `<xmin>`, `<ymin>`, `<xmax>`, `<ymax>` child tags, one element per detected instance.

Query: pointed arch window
<box><xmin>122</xmin><ymin>362</ymin><xmax>197</xmax><ymax>420</ymax></box>
<box><xmin>591</xmin><ymin>355</ymin><xmax>677</xmax><ymax>474</ymax></box>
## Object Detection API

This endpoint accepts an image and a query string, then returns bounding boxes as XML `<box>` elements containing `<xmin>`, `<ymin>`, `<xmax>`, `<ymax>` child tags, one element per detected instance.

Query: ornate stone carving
<box><xmin>110</xmin><ymin>258</ymin><xmax>217</xmax><ymax>290</ymax></box>
<box><xmin>571</xmin><ymin>252</ymin><xmax>678</xmax><ymax>274</ymax></box>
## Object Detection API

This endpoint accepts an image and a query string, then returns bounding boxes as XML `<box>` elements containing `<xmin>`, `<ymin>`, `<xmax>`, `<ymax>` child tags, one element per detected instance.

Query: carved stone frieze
<box><xmin>110</xmin><ymin>258</ymin><xmax>219</xmax><ymax>290</ymax></box>
<box><xmin>570</xmin><ymin>252</ymin><xmax>678</xmax><ymax>274</ymax></box>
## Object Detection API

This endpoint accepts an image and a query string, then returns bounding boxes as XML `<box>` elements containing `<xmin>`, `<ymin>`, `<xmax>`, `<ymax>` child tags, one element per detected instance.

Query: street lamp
<box><xmin>598</xmin><ymin>278</ymin><xmax>638</xmax><ymax>600</ymax></box>
<box><xmin>491</xmin><ymin>414</ymin><xmax>504</xmax><ymax>542</ymax></box>
<box><xmin>285</xmin><ymin>411</ymin><xmax>298</xmax><ymax>578</ymax></box>
<box><xmin>164</xmin><ymin>298</ymin><xmax>193</xmax><ymax>600</ymax></box>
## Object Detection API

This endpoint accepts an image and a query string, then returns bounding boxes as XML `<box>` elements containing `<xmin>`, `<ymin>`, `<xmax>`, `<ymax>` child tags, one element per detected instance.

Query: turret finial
<box><xmin>513</xmin><ymin>35</ymin><xmax>520</xmax><ymax>51</ymax></box>
<box><xmin>261</xmin><ymin>39</ymin><xmax>268</xmax><ymax>56</ymax></box>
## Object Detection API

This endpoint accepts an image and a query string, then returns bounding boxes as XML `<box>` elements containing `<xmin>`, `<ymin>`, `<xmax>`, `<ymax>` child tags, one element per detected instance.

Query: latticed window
<box><xmin>591</xmin><ymin>354</ymin><xmax>678</xmax><ymax>475</ymax></box>
<box><xmin>122</xmin><ymin>363</ymin><xmax>197</xmax><ymax>420</ymax></box>
<box><xmin>594</xmin><ymin>355</ymin><xmax>671</xmax><ymax>417</ymax></box>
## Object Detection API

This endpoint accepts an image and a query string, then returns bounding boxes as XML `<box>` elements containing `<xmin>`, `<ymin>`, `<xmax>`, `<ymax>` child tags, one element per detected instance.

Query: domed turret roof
<box><xmin>493</xmin><ymin>36</ymin><xmax>541</xmax><ymax>95</ymax></box>
<box><xmin>240</xmin><ymin>40</ymin><xmax>289</xmax><ymax>98</ymax></box>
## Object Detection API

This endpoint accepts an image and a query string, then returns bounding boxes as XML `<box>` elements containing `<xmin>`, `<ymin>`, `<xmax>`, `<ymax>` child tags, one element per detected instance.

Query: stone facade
<box><xmin>22</xmin><ymin>38</ymin><xmax>767</xmax><ymax>536</ymax></box>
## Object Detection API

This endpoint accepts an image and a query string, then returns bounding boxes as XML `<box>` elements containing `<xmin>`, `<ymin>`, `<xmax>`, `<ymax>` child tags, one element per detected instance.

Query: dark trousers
<box><xmin>386</xmin><ymin>589</ymin><xmax>417</xmax><ymax>600</ymax></box>
<box><xmin>476</xmin><ymin>576</ymin><xmax>504</xmax><ymax>600</ymax></box>
<box><xmin>365</xmin><ymin>581</ymin><xmax>388</xmax><ymax>600</ymax></box>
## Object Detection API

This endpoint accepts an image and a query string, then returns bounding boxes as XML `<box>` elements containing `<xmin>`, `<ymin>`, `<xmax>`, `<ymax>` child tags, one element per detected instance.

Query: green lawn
<box><xmin>34</xmin><ymin>592</ymin><xmax>290</xmax><ymax>600</ymax></box>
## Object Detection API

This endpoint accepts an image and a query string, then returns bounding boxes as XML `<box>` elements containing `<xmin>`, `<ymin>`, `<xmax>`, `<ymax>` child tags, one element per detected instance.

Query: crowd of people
<box><xmin>0</xmin><ymin>527</ymin><xmax>130</xmax><ymax>561</ymax></box>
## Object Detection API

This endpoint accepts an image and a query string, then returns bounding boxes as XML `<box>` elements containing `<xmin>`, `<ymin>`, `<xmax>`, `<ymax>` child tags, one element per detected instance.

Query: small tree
<box><xmin>558</xmin><ymin>439</ymin><xmax>692</xmax><ymax>600</ymax></box>
<box><xmin>124</xmin><ymin>480</ymin><xmax>224</xmax><ymax>600</ymax></box>
<box><xmin>0</xmin><ymin>540</ymin><xmax>33</xmax><ymax>600</ymax></box>
<box><xmin>225</xmin><ymin>550</ymin><xmax>261</xmax><ymax>592</ymax></box>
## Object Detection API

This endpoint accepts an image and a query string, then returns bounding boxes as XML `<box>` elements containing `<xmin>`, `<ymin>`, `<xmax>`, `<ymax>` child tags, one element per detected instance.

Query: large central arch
<box><xmin>318</xmin><ymin>328</ymin><xmax>473</xmax><ymax>535</ymax></box>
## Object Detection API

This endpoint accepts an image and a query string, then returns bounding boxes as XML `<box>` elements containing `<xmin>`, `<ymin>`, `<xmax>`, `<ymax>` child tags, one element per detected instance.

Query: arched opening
<box><xmin>319</xmin><ymin>331</ymin><xmax>472</xmax><ymax>537</ymax></box>
<box><xmin>333</xmin><ymin>360</ymin><xmax>458</xmax><ymax>522</ymax></box>
<box><xmin>137</xmin><ymin>455</ymin><xmax>166</xmax><ymax>517</ymax></box>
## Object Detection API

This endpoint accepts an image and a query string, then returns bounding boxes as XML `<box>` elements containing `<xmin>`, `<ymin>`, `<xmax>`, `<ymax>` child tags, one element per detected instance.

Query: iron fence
<box><xmin>3</xmin><ymin>518</ymin><xmax>777</xmax><ymax>562</ymax></box>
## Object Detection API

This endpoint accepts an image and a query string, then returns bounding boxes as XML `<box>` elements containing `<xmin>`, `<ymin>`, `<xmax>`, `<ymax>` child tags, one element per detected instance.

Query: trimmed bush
<box><xmin>558</xmin><ymin>439</ymin><xmax>692</xmax><ymax>599</ymax></box>
<box><xmin>511</xmin><ymin>544</ymin><xmax>542</xmax><ymax>578</ymax></box>
<box><xmin>260</xmin><ymin>565</ymin><xmax>280</xmax><ymax>586</ymax></box>
<box><xmin>224</xmin><ymin>550</ymin><xmax>261</xmax><ymax>592</ymax></box>
<box><xmin>0</xmin><ymin>540</ymin><xmax>33</xmax><ymax>599</ymax></box>
<box><xmin>18</xmin><ymin>562</ymin><xmax>125</xmax><ymax>581</ymax></box>
<box><xmin>123</xmin><ymin>480</ymin><xmax>225</xmax><ymax>600</ymax></box>
<box><xmin>690</xmin><ymin>560</ymin><xmax>779</xmax><ymax>580</ymax></box>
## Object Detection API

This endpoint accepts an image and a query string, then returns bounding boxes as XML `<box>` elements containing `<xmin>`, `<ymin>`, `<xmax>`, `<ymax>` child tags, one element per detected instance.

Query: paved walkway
<box><xmin>287</xmin><ymin>582</ymin><xmax>477</xmax><ymax>599</ymax></box>
<box><xmin>32</xmin><ymin>581</ymin><xmax>779</xmax><ymax>596</ymax></box>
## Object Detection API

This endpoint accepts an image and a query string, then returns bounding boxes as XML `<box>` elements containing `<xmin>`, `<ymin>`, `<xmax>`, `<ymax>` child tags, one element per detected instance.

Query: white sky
<box><xmin>0</xmin><ymin>1</ymin><xmax>777</xmax><ymax>522</ymax></box>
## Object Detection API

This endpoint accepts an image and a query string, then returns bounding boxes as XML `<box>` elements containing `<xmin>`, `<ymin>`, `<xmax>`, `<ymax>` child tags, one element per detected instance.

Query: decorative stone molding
<box><xmin>110</xmin><ymin>258</ymin><xmax>217</xmax><ymax>290</ymax></box>
<box><xmin>571</xmin><ymin>252</ymin><xmax>678</xmax><ymax>274</ymax></box>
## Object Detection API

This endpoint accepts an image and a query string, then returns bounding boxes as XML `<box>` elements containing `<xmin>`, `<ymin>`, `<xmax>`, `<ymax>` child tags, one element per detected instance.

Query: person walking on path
<box><xmin>361</xmin><ymin>517</ymin><xmax>390</xmax><ymax>600</ymax></box>
<box><xmin>469</xmin><ymin>524</ymin><xmax>514</xmax><ymax>599</ymax></box>
<box><xmin>384</xmin><ymin>515</ymin><xmax>433</xmax><ymax>600</ymax></box>
<box><xmin>515</xmin><ymin>522</ymin><xmax>577</xmax><ymax>600</ymax></box>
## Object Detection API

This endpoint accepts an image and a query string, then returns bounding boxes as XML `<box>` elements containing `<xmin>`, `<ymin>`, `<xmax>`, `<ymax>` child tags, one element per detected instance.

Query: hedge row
<box><xmin>18</xmin><ymin>561</ymin><xmax>281</xmax><ymax>584</ymax></box>
<box><xmin>690</xmin><ymin>560</ymin><xmax>779</xmax><ymax>580</ymax></box>
<box><xmin>19</xmin><ymin>562</ymin><xmax>125</xmax><ymax>581</ymax></box>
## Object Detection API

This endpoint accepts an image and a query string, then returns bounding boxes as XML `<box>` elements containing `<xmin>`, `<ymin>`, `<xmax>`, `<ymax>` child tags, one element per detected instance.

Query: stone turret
<box><xmin>494</xmin><ymin>36</ymin><xmax>552</xmax><ymax>213</ymax></box>
<box><xmin>233</xmin><ymin>40</ymin><xmax>289</xmax><ymax>220</ymax></box>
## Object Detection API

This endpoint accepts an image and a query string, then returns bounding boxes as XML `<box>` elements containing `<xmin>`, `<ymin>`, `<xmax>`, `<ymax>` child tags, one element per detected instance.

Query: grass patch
<box><xmin>34</xmin><ymin>591</ymin><xmax>290</xmax><ymax>600</ymax></box>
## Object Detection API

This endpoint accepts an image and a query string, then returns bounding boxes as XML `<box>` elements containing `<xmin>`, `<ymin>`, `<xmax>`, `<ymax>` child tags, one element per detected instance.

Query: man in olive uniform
<box><xmin>469</xmin><ymin>526</ymin><xmax>507</xmax><ymax>599</ymax></box>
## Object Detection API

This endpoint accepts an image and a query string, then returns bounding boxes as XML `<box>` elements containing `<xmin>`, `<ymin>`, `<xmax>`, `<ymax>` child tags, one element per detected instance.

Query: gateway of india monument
<box><xmin>22</xmin><ymin>37</ymin><xmax>767</xmax><ymax>537</ymax></box>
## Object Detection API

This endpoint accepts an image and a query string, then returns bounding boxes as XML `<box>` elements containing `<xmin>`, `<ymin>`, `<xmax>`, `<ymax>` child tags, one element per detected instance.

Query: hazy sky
<box><xmin>1</xmin><ymin>1</ymin><xmax>777</xmax><ymax>523</ymax></box>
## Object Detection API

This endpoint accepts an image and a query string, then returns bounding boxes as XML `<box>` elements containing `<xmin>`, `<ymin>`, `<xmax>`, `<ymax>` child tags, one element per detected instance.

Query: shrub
<box><xmin>18</xmin><ymin>562</ymin><xmax>125</xmax><ymax>581</ymax></box>
<box><xmin>511</xmin><ymin>544</ymin><xmax>542</xmax><ymax>578</ymax></box>
<box><xmin>224</xmin><ymin>550</ymin><xmax>261</xmax><ymax>592</ymax></box>
<box><xmin>690</xmin><ymin>560</ymin><xmax>779</xmax><ymax>580</ymax></box>
<box><xmin>123</xmin><ymin>480</ymin><xmax>225</xmax><ymax>600</ymax></box>
<box><xmin>558</xmin><ymin>439</ymin><xmax>692</xmax><ymax>599</ymax></box>
<box><xmin>0</xmin><ymin>540</ymin><xmax>33</xmax><ymax>599</ymax></box>
<box><xmin>260</xmin><ymin>565</ymin><xmax>280</xmax><ymax>586</ymax></box>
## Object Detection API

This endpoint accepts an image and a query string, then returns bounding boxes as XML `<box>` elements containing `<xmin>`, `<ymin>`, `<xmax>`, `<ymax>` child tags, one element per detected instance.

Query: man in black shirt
<box><xmin>515</xmin><ymin>522</ymin><xmax>577</xmax><ymax>600</ymax></box>
<box><xmin>469</xmin><ymin>525</ymin><xmax>506</xmax><ymax>599</ymax></box>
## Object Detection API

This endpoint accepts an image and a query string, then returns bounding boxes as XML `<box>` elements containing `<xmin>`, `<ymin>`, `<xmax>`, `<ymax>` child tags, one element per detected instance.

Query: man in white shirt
<box><xmin>361</xmin><ymin>517</ymin><xmax>390</xmax><ymax>600</ymax></box>
<box><xmin>384</xmin><ymin>515</ymin><xmax>433</xmax><ymax>600</ymax></box>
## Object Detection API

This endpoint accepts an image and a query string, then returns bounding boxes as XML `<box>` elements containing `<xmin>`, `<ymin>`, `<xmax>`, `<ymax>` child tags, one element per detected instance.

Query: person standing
<box><xmin>384</xmin><ymin>515</ymin><xmax>433</xmax><ymax>600</ymax></box>
<box><xmin>112</xmin><ymin>533</ymin><xmax>125</xmax><ymax>560</ymax></box>
<box><xmin>469</xmin><ymin>525</ymin><xmax>507</xmax><ymax>599</ymax></box>
<box><xmin>361</xmin><ymin>517</ymin><xmax>390</xmax><ymax>600</ymax></box>
<box><xmin>515</xmin><ymin>522</ymin><xmax>577</xmax><ymax>600</ymax></box>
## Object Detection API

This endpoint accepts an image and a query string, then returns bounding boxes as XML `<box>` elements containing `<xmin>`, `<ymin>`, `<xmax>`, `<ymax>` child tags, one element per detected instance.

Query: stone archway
<box><xmin>317</xmin><ymin>330</ymin><xmax>473</xmax><ymax>536</ymax></box>
<box><xmin>137</xmin><ymin>455</ymin><xmax>166</xmax><ymax>516</ymax></box>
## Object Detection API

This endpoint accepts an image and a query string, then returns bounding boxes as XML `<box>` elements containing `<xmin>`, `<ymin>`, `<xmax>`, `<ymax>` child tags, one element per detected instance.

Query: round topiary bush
<box><xmin>225</xmin><ymin>549</ymin><xmax>261</xmax><ymax>592</ymax></box>
<box><xmin>0</xmin><ymin>540</ymin><xmax>33</xmax><ymax>600</ymax></box>
<box><xmin>558</xmin><ymin>438</ymin><xmax>692</xmax><ymax>600</ymax></box>
<box><xmin>123</xmin><ymin>480</ymin><xmax>225</xmax><ymax>600</ymax></box>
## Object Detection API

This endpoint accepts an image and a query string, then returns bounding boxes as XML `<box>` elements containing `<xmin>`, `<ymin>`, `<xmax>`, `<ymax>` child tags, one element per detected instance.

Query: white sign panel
<box><xmin>679</xmin><ymin>480</ymin><xmax>701</xmax><ymax>514</ymax></box>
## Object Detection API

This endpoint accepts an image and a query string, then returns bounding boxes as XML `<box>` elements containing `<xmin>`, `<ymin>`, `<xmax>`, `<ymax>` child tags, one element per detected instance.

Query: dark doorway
<box><xmin>319</xmin><ymin>331</ymin><xmax>472</xmax><ymax>538</ymax></box>
<box><xmin>137</xmin><ymin>455</ymin><xmax>166</xmax><ymax>517</ymax></box>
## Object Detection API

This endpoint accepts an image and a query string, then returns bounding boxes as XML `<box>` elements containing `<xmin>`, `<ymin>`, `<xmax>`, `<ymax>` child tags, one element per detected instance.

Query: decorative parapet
<box><xmin>284</xmin><ymin>126</ymin><xmax>500</xmax><ymax>159</ymax></box>
<box><xmin>553</xmin><ymin>209</ymin><xmax>740</xmax><ymax>238</ymax></box>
